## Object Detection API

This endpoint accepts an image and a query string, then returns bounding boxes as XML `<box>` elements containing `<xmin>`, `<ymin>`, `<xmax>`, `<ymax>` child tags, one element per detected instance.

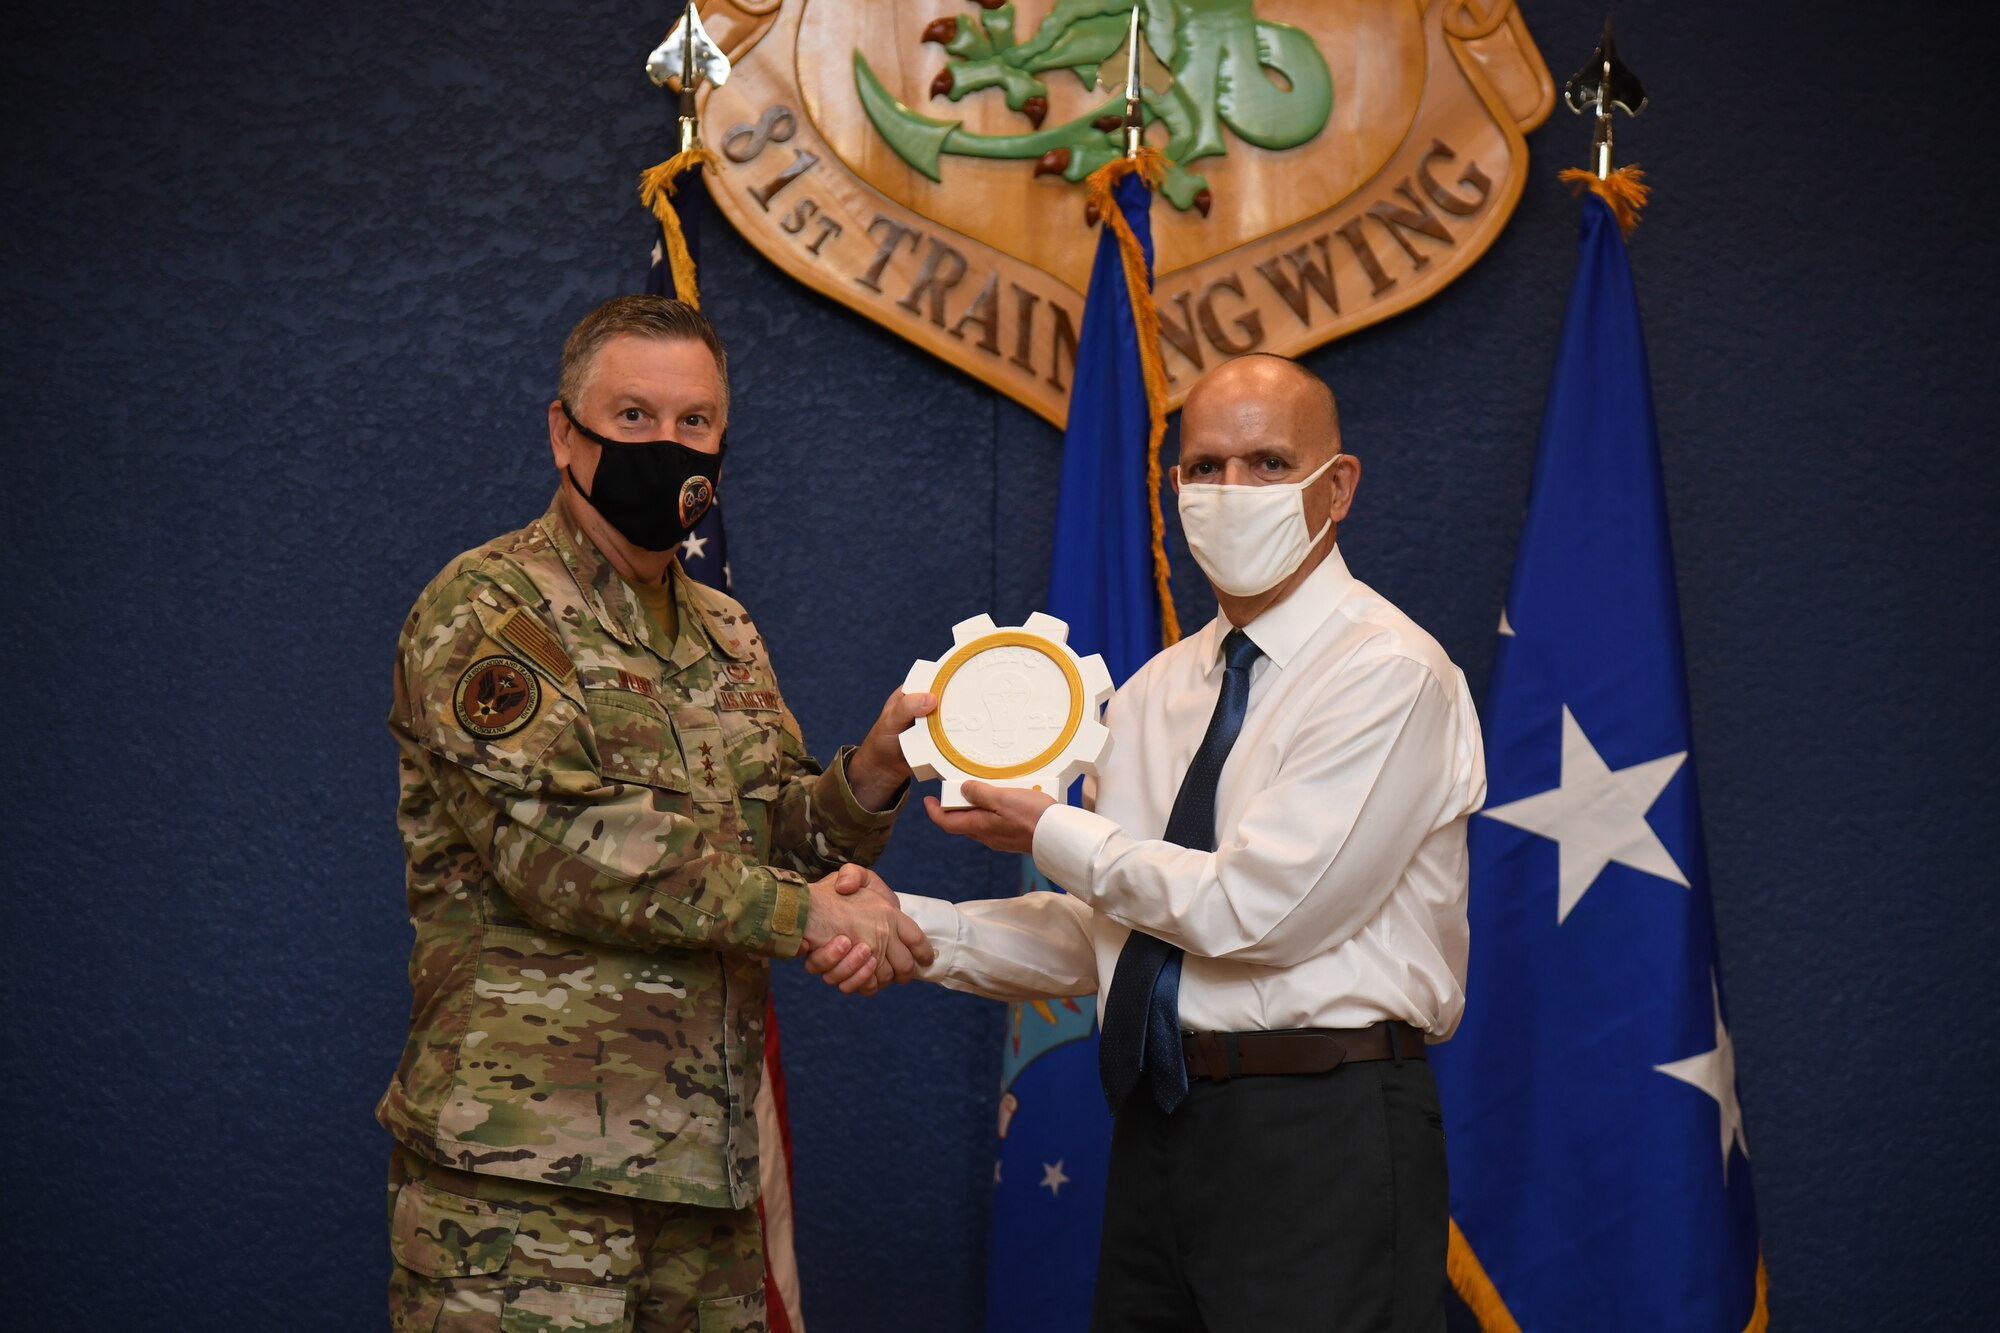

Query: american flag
<box><xmin>642</xmin><ymin>74</ymin><xmax>804</xmax><ymax>1333</ymax></box>
<box><xmin>645</xmin><ymin>172</ymin><xmax>731</xmax><ymax>595</ymax></box>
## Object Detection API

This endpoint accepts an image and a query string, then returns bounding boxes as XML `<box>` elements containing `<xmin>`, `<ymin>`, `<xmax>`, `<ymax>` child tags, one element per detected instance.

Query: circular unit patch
<box><xmin>454</xmin><ymin>656</ymin><xmax>541</xmax><ymax>738</ymax></box>
<box><xmin>678</xmin><ymin>475</ymin><xmax>715</xmax><ymax>526</ymax></box>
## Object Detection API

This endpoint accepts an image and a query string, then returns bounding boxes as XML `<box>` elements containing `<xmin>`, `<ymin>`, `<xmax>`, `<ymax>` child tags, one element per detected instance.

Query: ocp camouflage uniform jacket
<box><xmin>377</xmin><ymin>493</ymin><xmax>899</xmax><ymax>1209</ymax></box>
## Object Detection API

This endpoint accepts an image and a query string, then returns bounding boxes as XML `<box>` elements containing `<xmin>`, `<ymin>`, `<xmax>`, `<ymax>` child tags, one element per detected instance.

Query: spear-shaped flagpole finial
<box><xmin>1122</xmin><ymin>4</ymin><xmax>1144</xmax><ymax>158</ymax></box>
<box><xmin>646</xmin><ymin>4</ymin><xmax>733</xmax><ymax>153</ymax></box>
<box><xmin>679</xmin><ymin>7</ymin><xmax>698</xmax><ymax>152</ymax></box>
<box><xmin>1563</xmin><ymin>18</ymin><xmax>1647</xmax><ymax>179</ymax></box>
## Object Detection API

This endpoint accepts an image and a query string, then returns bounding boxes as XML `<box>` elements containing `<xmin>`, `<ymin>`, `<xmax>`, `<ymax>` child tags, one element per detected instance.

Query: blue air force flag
<box><xmin>986</xmin><ymin>169</ymin><xmax>1169</xmax><ymax>1333</ymax></box>
<box><xmin>1430</xmin><ymin>194</ymin><xmax>1765</xmax><ymax>1332</ymax></box>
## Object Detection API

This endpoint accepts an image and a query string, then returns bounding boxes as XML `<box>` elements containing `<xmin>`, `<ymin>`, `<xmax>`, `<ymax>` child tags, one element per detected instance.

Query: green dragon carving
<box><xmin>854</xmin><ymin>0</ymin><xmax>1333</xmax><ymax>213</ymax></box>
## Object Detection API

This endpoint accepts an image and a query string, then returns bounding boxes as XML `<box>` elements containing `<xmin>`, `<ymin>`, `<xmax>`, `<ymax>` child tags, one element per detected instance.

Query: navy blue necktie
<box><xmin>1099</xmin><ymin>628</ymin><xmax>1265</xmax><ymax>1114</ymax></box>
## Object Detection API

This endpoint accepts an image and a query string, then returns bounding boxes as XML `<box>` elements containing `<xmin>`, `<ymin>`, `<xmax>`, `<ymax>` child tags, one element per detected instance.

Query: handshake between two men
<box><xmin>381</xmin><ymin>320</ymin><xmax>1469</xmax><ymax>1332</ymax></box>
<box><xmin>796</xmin><ymin>683</ymin><xmax>1060</xmax><ymax>995</ymax></box>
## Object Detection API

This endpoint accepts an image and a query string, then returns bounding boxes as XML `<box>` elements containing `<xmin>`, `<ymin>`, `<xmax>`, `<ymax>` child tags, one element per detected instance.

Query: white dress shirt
<box><xmin>899</xmin><ymin>547</ymin><xmax>1487</xmax><ymax>1038</ymax></box>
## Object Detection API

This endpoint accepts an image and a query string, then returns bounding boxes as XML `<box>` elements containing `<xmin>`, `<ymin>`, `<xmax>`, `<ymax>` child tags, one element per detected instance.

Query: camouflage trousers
<box><xmin>387</xmin><ymin>1145</ymin><xmax>767</xmax><ymax>1333</ymax></box>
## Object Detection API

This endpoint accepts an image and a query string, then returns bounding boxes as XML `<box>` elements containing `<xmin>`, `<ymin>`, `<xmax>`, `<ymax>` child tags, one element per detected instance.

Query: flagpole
<box><xmin>1563</xmin><ymin>18</ymin><xmax>1647</xmax><ymax>179</ymax></box>
<box><xmin>1556</xmin><ymin>20</ymin><xmax>1651</xmax><ymax>237</ymax></box>
<box><xmin>678</xmin><ymin>4</ymin><xmax>700</xmax><ymax>156</ymax></box>
<box><xmin>1432</xmin><ymin>27</ymin><xmax>1766</xmax><ymax>1331</ymax></box>
<box><xmin>639</xmin><ymin>18</ymin><xmax>804</xmax><ymax>1331</ymax></box>
<box><xmin>1079</xmin><ymin>3</ymin><xmax>1179</xmax><ymax>645</ymax></box>
<box><xmin>1121</xmin><ymin>5</ymin><xmax>1143</xmax><ymax>159</ymax></box>
<box><xmin>641</xmin><ymin>4</ymin><xmax>727</xmax><ymax>307</ymax></box>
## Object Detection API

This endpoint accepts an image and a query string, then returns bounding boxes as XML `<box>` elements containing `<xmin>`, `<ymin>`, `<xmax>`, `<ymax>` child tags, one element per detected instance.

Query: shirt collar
<box><xmin>539</xmin><ymin>491</ymin><xmax>750</xmax><ymax>667</ymax></box>
<box><xmin>1200</xmin><ymin>544</ymin><xmax>1354</xmax><ymax>675</ymax></box>
<box><xmin>673</xmin><ymin>562</ymin><xmax>757</xmax><ymax>664</ymax></box>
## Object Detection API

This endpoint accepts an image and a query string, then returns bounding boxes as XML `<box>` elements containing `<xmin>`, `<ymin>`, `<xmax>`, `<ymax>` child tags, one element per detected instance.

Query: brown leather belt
<box><xmin>1180</xmin><ymin>1021</ymin><xmax>1427</xmax><ymax>1080</ymax></box>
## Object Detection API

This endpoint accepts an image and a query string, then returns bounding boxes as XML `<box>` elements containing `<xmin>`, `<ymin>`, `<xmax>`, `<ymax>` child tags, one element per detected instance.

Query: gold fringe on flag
<box><xmin>1447</xmin><ymin>1219</ymin><xmax>1523</xmax><ymax>1333</ymax></box>
<box><xmin>638</xmin><ymin>146</ymin><xmax>723</xmax><ymax>309</ymax></box>
<box><xmin>1084</xmin><ymin>145</ymin><xmax>1181</xmax><ymax>648</ymax></box>
<box><xmin>1744</xmin><ymin>1256</ymin><xmax>1770</xmax><ymax>1333</ymax></box>
<box><xmin>1558</xmin><ymin>164</ymin><xmax>1650</xmax><ymax>238</ymax></box>
<box><xmin>1449</xmin><ymin>1219</ymin><xmax>1770</xmax><ymax>1333</ymax></box>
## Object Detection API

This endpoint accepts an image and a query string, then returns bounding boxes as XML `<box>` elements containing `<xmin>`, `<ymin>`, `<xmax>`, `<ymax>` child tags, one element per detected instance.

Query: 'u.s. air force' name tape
<box><xmin>719</xmin><ymin>689</ymin><xmax>779</xmax><ymax>712</ymax></box>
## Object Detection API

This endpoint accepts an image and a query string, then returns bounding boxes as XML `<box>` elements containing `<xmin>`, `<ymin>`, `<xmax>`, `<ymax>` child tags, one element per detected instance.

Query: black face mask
<box><xmin>560</xmin><ymin>401</ymin><xmax>723</xmax><ymax>554</ymax></box>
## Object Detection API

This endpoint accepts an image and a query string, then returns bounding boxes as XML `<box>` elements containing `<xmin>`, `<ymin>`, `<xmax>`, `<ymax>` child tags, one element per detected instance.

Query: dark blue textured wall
<box><xmin>6</xmin><ymin>2</ymin><xmax>1996</xmax><ymax>1329</ymax></box>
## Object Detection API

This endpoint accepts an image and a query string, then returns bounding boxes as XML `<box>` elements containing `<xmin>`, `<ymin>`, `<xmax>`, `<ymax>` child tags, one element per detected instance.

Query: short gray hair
<box><xmin>557</xmin><ymin>294</ymin><xmax>730</xmax><ymax>414</ymax></box>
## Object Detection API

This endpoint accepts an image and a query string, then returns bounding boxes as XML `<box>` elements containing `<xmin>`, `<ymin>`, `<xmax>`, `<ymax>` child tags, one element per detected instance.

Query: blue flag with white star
<box><xmin>1430</xmin><ymin>193</ymin><xmax>1764</xmax><ymax>1332</ymax></box>
<box><xmin>986</xmin><ymin>169</ymin><xmax>1168</xmax><ymax>1333</ymax></box>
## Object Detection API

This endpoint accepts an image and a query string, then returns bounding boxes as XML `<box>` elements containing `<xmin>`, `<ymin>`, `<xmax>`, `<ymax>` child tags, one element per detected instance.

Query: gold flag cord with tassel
<box><xmin>1450</xmin><ymin>1221</ymin><xmax>1769</xmax><ymax>1333</ymax></box>
<box><xmin>1445</xmin><ymin>1220</ymin><xmax>1524</xmax><ymax>1333</ymax></box>
<box><xmin>1557</xmin><ymin>164</ymin><xmax>1650</xmax><ymax>237</ymax></box>
<box><xmin>1456</xmin><ymin>1216</ymin><xmax>1768</xmax><ymax>1328</ymax></box>
<box><xmin>1083</xmin><ymin>145</ymin><xmax>1181</xmax><ymax>648</ymax></box>
<box><xmin>638</xmin><ymin>146</ymin><xmax>723</xmax><ymax>308</ymax></box>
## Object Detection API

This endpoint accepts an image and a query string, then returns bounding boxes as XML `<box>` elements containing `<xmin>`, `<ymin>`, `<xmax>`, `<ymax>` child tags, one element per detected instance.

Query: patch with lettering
<box><xmin>454</xmin><ymin>656</ymin><xmax>541</xmax><ymax>738</ymax></box>
<box><xmin>616</xmin><ymin>670</ymin><xmax>659</xmax><ymax>700</ymax></box>
<box><xmin>719</xmin><ymin>688</ymin><xmax>781</xmax><ymax>713</ymax></box>
<box><xmin>493</xmin><ymin>605</ymin><xmax>575</xmax><ymax>683</ymax></box>
<box><xmin>679</xmin><ymin>475</ymin><xmax>716</xmax><ymax>527</ymax></box>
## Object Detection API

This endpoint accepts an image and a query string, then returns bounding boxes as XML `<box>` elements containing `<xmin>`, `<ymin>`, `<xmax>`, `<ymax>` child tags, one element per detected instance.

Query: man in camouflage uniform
<box><xmin>379</xmin><ymin>296</ymin><xmax>932</xmax><ymax>1332</ymax></box>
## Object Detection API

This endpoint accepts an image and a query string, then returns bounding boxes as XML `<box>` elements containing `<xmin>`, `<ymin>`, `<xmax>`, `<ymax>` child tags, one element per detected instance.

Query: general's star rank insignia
<box><xmin>454</xmin><ymin>655</ymin><xmax>541</xmax><ymax>738</ymax></box>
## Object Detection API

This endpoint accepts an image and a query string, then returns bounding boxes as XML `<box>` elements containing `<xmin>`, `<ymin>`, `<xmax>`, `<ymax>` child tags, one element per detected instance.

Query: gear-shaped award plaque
<box><xmin>899</xmin><ymin>612</ymin><xmax>1114</xmax><ymax>809</ymax></box>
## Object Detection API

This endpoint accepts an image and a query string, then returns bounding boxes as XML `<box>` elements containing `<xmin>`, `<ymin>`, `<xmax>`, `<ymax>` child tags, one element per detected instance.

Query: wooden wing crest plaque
<box><xmin>684</xmin><ymin>2</ymin><xmax>1554</xmax><ymax>426</ymax></box>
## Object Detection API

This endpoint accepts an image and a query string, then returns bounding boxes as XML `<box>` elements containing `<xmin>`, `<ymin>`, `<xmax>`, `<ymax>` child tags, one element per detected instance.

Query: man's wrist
<box><xmin>845</xmin><ymin>746</ymin><xmax>910</xmax><ymax>812</ymax></box>
<box><xmin>729</xmin><ymin>866</ymin><xmax>809</xmax><ymax>959</ymax></box>
<box><xmin>800</xmin><ymin>878</ymin><xmax>842</xmax><ymax>949</ymax></box>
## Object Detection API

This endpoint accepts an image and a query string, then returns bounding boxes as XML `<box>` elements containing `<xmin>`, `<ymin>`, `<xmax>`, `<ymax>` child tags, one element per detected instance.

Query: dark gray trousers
<box><xmin>1090</xmin><ymin>1058</ymin><xmax>1449</xmax><ymax>1333</ymax></box>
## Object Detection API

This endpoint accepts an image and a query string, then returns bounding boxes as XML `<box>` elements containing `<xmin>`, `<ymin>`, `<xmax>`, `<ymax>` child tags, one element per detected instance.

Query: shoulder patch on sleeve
<box><xmin>493</xmin><ymin>605</ymin><xmax>575</xmax><ymax>684</ymax></box>
<box><xmin>454</xmin><ymin>656</ymin><xmax>542</xmax><ymax>737</ymax></box>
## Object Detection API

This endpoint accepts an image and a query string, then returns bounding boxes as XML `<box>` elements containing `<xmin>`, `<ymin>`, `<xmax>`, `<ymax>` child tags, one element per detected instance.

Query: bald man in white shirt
<box><xmin>811</xmin><ymin>355</ymin><xmax>1486</xmax><ymax>1333</ymax></box>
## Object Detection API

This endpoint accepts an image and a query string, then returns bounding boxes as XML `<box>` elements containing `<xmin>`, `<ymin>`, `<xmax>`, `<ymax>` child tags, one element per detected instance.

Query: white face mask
<box><xmin>1176</xmin><ymin>453</ymin><xmax>1340</xmax><ymax>597</ymax></box>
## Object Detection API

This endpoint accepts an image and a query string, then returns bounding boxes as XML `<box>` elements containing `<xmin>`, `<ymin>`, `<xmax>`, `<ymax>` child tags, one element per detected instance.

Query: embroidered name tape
<box><xmin>614</xmin><ymin>671</ymin><xmax>663</xmax><ymax>702</ymax></box>
<box><xmin>719</xmin><ymin>689</ymin><xmax>780</xmax><ymax>712</ymax></box>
